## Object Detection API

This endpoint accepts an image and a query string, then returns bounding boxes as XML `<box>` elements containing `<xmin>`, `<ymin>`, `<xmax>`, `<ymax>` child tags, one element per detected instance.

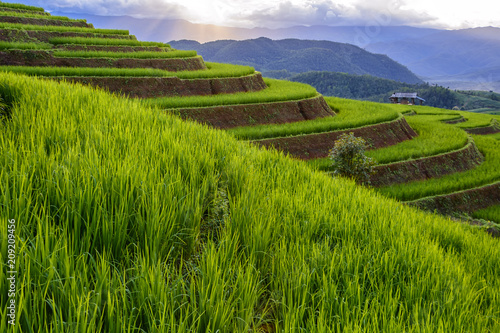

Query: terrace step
<box><xmin>50</xmin><ymin>73</ymin><xmax>267</xmax><ymax>98</ymax></box>
<box><xmin>0</xmin><ymin>28</ymin><xmax>134</xmax><ymax>43</ymax></box>
<box><xmin>442</xmin><ymin>116</ymin><xmax>467</xmax><ymax>124</ymax></box>
<box><xmin>0</xmin><ymin>15</ymin><xmax>92</xmax><ymax>28</ymax></box>
<box><xmin>57</xmin><ymin>45</ymin><xmax>171</xmax><ymax>53</ymax></box>
<box><xmin>370</xmin><ymin>138</ymin><xmax>483</xmax><ymax>187</ymax></box>
<box><xmin>253</xmin><ymin>116</ymin><xmax>417</xmax><ymax>160</ymax></box>
<box><xmin>174</xmin><ymin>95</ymin><xmax>335</xmax><ymax>129</ymax></box>
<box><xmin>463</xmin><ymin>124</ymin><xmax>500</xmax><ymax>135</ymax></box>
<box><xmin>407</xmin><ymin>181</ymin><xmax>500</xmax><ymax>216</ymax></box>
<box><xmin>0</xmin><ymin>50</ymin><xmax>206</xmax><ymax>71</ymax></box>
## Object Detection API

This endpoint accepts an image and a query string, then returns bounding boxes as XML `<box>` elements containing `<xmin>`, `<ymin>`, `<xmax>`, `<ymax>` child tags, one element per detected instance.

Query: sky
<box><xmin>5</xmin><ymin>0</ymin><xmax>500</xmax><ymax>29</ymax></box>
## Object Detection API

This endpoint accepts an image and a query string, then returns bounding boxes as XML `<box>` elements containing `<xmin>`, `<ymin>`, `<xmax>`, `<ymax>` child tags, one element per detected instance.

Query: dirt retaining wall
<box><xmin>371</xmin><ymin>139</ymin><xmax>484</xmax><ymax>187</ymax></box>
<box><xmin>175</xmin><ymin>95</ymin><xmax>335</xmax><ymax>129</ymax></box>
<box><xmin>253</xmin><ymin>116</ymin><xmax>417</xmax><ymax>160</ymax></box>
<box><xmin>0</xmin><ymin>50</ymin><xmax>206</xmax><ymax>71</ymax></box>
<box><xmin>50</xmin><ymin>73</ymin><xmax>267</xmax><ymax>98</ymax></box>
<box><xmin>408</xmin><ymin>182</ymin><xmax>500</xmax><ymax>215</ymax></box>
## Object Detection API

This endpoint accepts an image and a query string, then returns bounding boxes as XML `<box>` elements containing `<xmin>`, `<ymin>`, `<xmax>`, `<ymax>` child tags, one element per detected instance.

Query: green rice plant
<box><xmin>0</xmin><ymin>41</ymin><xmax>52</xmax><ymax>50</ymax></box>
<box><xmin>52</xmin><ymin>49</ymin><xmax>198</xmax><ymax>59</ymax></box>
<box><xmin>229</xmin><ymin>96</ymin><xmax>399</xmax><ymax>140</ymax></box>
<box><xmin>0</xmin><ymin>10</ymin><xmax>87</xmax><ymax>22</ymax></box>
<box><xmin>472</xmin><ymin>205</ymin><xmax>500</xmax><ymax>223</ymax></box>
<box><xmin>307</xmin><ymin>115</ymin><xmax>469</xmax><ymax>171</ymax></box>
<box><xmin>0</xmin><ymin>62</ymin><xmax>255</xmax><ymax>79</ymax></box>
<box><xmin>487</xmin><ymin>132</ymin><xmax>500</xmax><ymax>140</ymax></box>
<box><xmin>0</xmin><ymin>22</ymin><xmax>129</xmax><ymax>35</ymax></box>
<box><xmin>1</xmin><ymin>71</ymin><xmax>500</xmax><ymax>332</ymax></box>
<box><xmin>49</xmin><ymin>36</ymin><xmax>168</xmax><ymax>47</ymax></box>
<box><xmin>456</xmin><ymin>111</ymin><xmax>500</xmax><ymax>128</ymax></box>
<box><xmin>144</xmin><ymin>78</ymin><xmax>316</xmax><ymax>110</ymax></box>
<box><xmin>0</xmin><ymin>1</ymin><xmax>45</xmax><ymax>12</ymax></box>
<box><xmin>377</xmin><ymin>135</ymin><xmax>500</xmax><ymax>201</ymax></box>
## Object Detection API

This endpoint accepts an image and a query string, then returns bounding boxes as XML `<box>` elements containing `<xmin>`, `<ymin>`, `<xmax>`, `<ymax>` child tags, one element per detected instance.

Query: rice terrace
<box><xmin>0</xmin><ymin>2</ymin><xmax>499</xmax><ymax>332</ymax></box>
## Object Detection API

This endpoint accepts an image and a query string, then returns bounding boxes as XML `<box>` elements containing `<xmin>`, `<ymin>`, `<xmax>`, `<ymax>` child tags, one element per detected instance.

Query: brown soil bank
<box><xmin>174</xmin><ymin>95</ymin><xmax>334</xmax><ymax>129</ymax></box>
<box><xmin>253</xmin><ymin>116</ymin><xmax>417</xmax><ymax>160</ymax></box>
<box><xmin>408</xmin><ymin>181</ymin><xmax>500</xmax><ymax>216</ymax></box>
<box><xmin>0</xmin><ymin>50</ymin><xmax>206</xmax><ymax>71</ymax></box>
<box><xmin>371</xmin><ymin>139</ymin><xmax>484</xmax><ymax>187</ymax></box>
<box><xmin>464</xmin><ymin>125</ymin><xmax>500</xmax><ymax>135</ymax></box>
<box><xmin>443</xmin><ymin>116</ymin><xmax>466</xmax><ymax>124</ymax></box>
<box><xmin>0</xmin><ymin>15</ymin><xmax>92</xmax><ymax>28</ymax></box>
<box><xmin>50</xmin><ymin>73</ymin><xmax>267</xmax><ymax>98</ymax></box>
<box><xmin>0</xmin><ymin>28</ymin><xmax>133</xmax><ymax>43</ymax></box>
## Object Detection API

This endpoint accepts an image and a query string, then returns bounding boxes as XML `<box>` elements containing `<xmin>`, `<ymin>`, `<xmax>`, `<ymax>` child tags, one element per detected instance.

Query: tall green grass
<box><xmin>307</xmin><ymin>115</ymin><xmax>469</xmax><ymax>170</ymax></box>
<box><xmin>0</xmin><ymin>62</ymin><xmax>255</xmax><ymax>79</ymax></box>
<box><xmin>472</xmin><ymin>205</ymin><xmax>500</xmax><ymax>223</ymax></box>
<box><xmin>0</xmin><ymin>22</ymin><xmax>129</xmax><ymax>35</ymax></box>
<box><xmin>49</xmin><ymin>36</ymin><xmax>167</xmax><ymax>47</ymax></box>
<box><xmin>0</xmin><ymin>2</ymin><xmax>45</xmax><ymax>12</ymax></box>
<box><xmin>52</xmin><ymin>49</ymin><xmax>198</xmax><ymax>59</ymax></box>
<box><xmin>144</xmin><ymin>78</ymin><xmax>317</xmax><ymax>109</ymax></box>
<box><xmin>0</xmin><ymin>41</ymin><xmax>52</xmax><ymax>50</ymax></box>
<box><xmin>378</xmin><ymin>135</ymin><xmax>500</xmax><ymax>201</ymax></box>
<box><xmin>1</xmin><ymin>71</ymin><xmax>499</xmax><ymax>332</ymax></box>
<box><xmin>456</xmin><ymin>111</ymin><xmax>500</xmax><ymax>128</ymax></box>
<box><xmin>229</xmin><ymin>96</ymin><xmax>399</xmax><ymax>140</ymax></box>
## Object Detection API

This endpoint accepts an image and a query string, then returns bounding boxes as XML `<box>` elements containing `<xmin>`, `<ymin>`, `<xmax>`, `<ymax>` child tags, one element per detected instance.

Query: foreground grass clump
<box><xmin>0</xmin><ymin>62</ymin><xmax>255</xmax><ymax>79</ymax></box>
<box><xmin>1</xmin><ymin>72</ymin><xmax>500</xmax><ymax>332</ymax></box>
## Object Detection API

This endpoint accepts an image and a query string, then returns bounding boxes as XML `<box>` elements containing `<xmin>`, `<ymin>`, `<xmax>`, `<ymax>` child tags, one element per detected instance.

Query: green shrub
<box><xmin>329</xmin><ymin>132</ymin><xmax>376</xmax><ymax>184</ymax></box>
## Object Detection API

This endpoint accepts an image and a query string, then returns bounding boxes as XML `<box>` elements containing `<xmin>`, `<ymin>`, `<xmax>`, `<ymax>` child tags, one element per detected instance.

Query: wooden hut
<box><xmin>389</xmin><ymin>92</ymin><xmax>425</xmax><ymax>105</ymax></box>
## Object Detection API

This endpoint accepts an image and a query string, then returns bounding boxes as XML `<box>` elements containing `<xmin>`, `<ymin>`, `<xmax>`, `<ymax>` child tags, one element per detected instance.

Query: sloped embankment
<box><xmin>371</xmin><ymin>138</ymin><xmax>484</xmax><ymax>187</ymax></box>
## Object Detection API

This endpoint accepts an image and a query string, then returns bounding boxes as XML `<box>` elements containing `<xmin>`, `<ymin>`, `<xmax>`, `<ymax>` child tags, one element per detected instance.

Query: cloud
<box><xmin>232</xmin><ymin>0</ymin><xmax>440</xmax><ymax>28</ymax></box>
<box><xmin>14</xmin><ymin>0</ymin><xmax>188</xmax><ymax>19</ymax></box>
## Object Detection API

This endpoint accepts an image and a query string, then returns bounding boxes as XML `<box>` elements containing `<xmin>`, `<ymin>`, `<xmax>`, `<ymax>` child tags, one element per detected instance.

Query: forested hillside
<box><xmin>289</xmin><ymin>71</ymin><xmax>500</xmax><ymax>110</ymax></box>
<box><xmin>170</xmin><ymin>38</ymin><xmax>423</xmax><ymax>84</ymax></box>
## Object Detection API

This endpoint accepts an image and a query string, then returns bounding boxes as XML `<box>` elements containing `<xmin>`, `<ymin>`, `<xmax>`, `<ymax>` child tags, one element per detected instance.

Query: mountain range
<box><xmin>169</xmin><ymin>38</ymin><xmax>423</xmax><ymax>84</ymax></box>
<box><xmin>55</xmin><ymin>12</ymin><xmax>500</xmax><ymax>92</ymax></box>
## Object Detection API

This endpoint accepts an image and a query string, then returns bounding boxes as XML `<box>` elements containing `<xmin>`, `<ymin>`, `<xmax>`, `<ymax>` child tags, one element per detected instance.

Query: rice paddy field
<box><xmin>1</xmin><ymin>68</ymin><xmax>500</xmax><ymax>333</ymax></box>
<box><xmin>1</xmin><ymin>6</ymin><xmax>500</xmax><ymax>332</ymax></box>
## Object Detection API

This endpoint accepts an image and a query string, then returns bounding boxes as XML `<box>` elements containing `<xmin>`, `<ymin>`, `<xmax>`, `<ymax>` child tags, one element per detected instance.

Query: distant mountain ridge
<box><xmin>170</xmin><ymin>38</ymin><xmax>423</xmax><ymax>84</ymax></box>
<box><xmin>54</xmin><ymin>12</ymin><xmax>500</xmax><ymax>91</ymax></box>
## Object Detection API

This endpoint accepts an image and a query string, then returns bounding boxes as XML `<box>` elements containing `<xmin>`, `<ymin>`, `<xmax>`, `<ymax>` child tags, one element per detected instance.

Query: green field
<box><xmin>378</xmin><ymin>136</ymin><xmax>500</xmax><ymax>201</ymax></box>
<box><xmin>307</xmin><ymin>115</ymin><xmax>470</xmax><ymax>170</ymax></box>
<box><xmin>0</xmin><ymin>10</ymin><xmax>87</xmax><ymax>22</ymax></box>
<box><xmin>0</xmin><ymin>62</ymin><xmax>255</xmax><ymax>79</ymax></box>
<box><xmin>49</xmin><ymin>36</ymin><xmax>168</xmax><ymax>47</ymax></box>
<box><xmin>0</xmin><ymin>22</ymin><xmax>129</xmax><ymax>35</ymax></box>
<box><xmin>1</xmin><ymin>70</ymin><xmax>500</xmax><ymax>333</ymax></box>
<box><xmin>145</xmin><ymin>78</ymin><xmax>318</xmax><ymax>109</ymax></box>
<box><xmin>473</xmin><ymin>205</ymin><xmax>500</xmax><ymax>223</ymax></box>
<box><xmin>2</xmin><ymin>6</ymin><xmax>500</xmax><ymax>332</ymax></box>
<box><xmin>229</xmin><ymin>96</ymin><xmax>399</xmax><ymax>140</ymax></box>
<box><xmin>52</xmin><ymin>49</ymin><xmax>198</xmax><ymax>59</ymax></box>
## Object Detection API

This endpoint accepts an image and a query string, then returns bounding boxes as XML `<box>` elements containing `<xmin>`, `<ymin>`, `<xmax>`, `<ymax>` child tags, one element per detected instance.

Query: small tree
<box><xmin>329</xmin><ymin>132</ymin><xmax>376</xmax><ymax>184</ymax></box>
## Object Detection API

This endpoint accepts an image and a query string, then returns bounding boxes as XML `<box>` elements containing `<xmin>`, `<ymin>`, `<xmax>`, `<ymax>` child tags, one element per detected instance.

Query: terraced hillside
<box><xmin>1</xmin><ymin>4</ymin><xmax>500</xmax><ymax>332</ymax></box>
